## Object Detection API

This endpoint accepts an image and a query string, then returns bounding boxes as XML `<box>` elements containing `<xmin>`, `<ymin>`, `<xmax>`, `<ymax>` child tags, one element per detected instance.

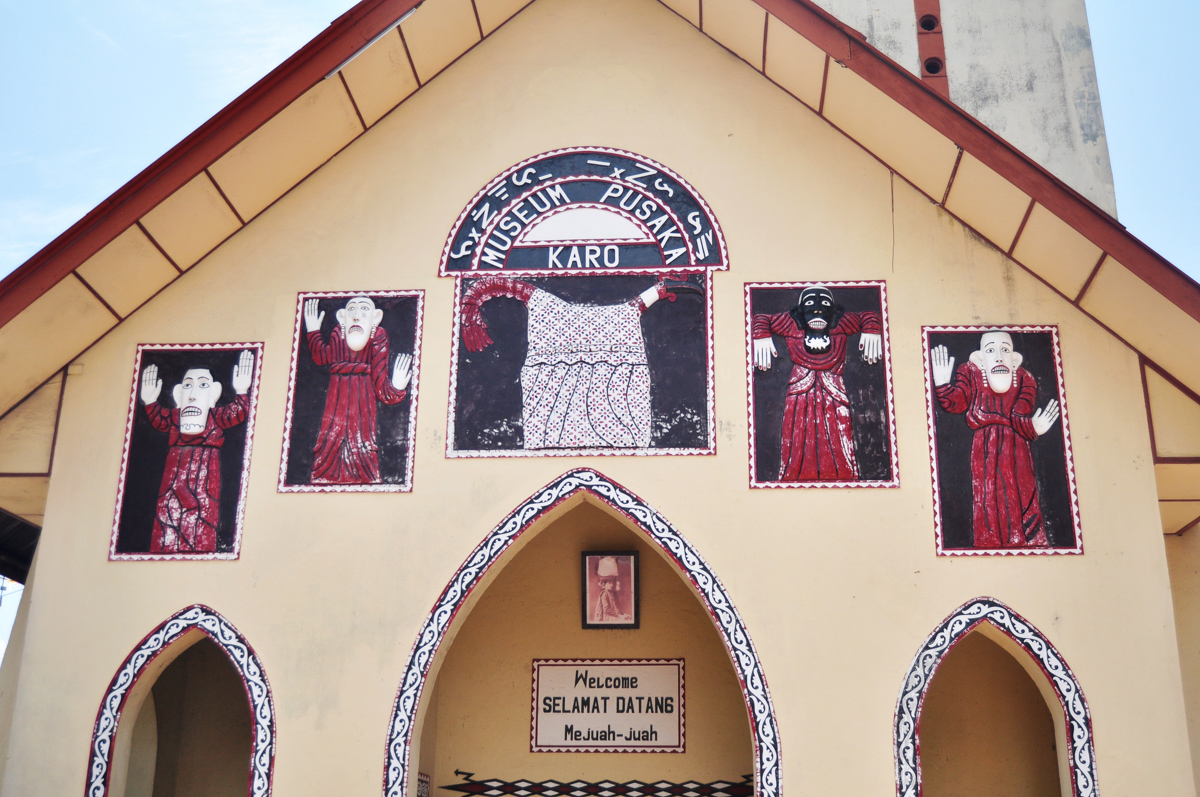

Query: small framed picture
<box><xmin>582</xmin><ymin>551</ymin><xmax>639</xmax><ymax>629</ymax></box>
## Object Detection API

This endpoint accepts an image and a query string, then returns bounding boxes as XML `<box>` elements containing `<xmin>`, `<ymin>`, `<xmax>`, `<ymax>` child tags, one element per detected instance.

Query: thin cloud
<box><xmin>0</xmin><ymin>201</ymin><xmax>93</xmax><ymax>276</ymax></box>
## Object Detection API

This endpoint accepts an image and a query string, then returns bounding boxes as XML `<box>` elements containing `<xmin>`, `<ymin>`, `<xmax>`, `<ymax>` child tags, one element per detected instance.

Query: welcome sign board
<box><xmin>531</xmin><ymin>659</ymin><xmax>684</xmax><ymax>753</ymax></box>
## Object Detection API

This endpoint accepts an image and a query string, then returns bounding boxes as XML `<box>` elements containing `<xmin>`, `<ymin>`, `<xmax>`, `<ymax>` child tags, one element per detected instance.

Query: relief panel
<box><xmin>111</xmin><ymin>343</ymin><xmax>263</xmax><ymax>560</ymax></box>
<box><xmin>746</xmin><ymin>282</ymin><xmax>898</xmax><ymax>487</ymax></box>
<box><xmin>923</xmin><ymin>326</ymin><xmax>1082</xmax><ymax>554</ymax></box>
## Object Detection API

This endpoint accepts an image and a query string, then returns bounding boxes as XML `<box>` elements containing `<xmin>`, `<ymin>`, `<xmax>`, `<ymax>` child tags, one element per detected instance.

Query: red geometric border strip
<box><xmin>441</xmin><ymin>774</ymin><xmax>753</xmax><ymax>797</ymax></box>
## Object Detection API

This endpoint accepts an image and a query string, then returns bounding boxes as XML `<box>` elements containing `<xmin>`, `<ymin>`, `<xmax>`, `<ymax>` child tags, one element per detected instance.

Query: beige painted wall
<box><xmin>148</xmin><ymin>637</ymin><xmax>253</xmax><ymax>797</ymax></box>
<box><xmin>1166</xmin><ymin>530</ymin><xmax>1200</xmax><ymax>796</ymax></box>
<box><xmin>0</xmin><ymin>0</ymin><xmax>1192</xmax><ymax>794</ymax></box>
<box><xmin>428</xmin><ymin>502</ymin><xmax>752</xmax><ymax>786</ymax></box>
<box><xmin>0</xmin><ymin>555</ymin><xmax>35</xmax><ymax>789</ymax></box>
<box><xmin>125</xmin><ymin>691</ymin><xmax>157</xmax><ymax>797</ymax></box>
<box><xmin>919</xmin><ymin>631</ymin><xmax>1059</xmax><ymax>797</ymax></box>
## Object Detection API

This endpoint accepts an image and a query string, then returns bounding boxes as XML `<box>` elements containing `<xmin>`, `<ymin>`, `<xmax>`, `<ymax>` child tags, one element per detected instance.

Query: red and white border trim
<box><xmin>109</xmin><ymin>342</ymin><xmax>264</xmax><ymax>560</ymax></box>
<box><xmin>529</xmin><ymin>658</ymin><xmax>685</xmax><ymax>753</ymax></box>
<box><xmin>277</xmin><ymin>291</ymin><xmax>425</xmax><ymax>493</ymax></box>
<box><xmin>921</xmin><ymin>325</ymin><xmax>1083</xmax><ymax>555</ymax></box>
<box><xmin>86</xmin><ymin>605</ymin><xmax>275</xmax><ymax>797</ymax></box>
<box><xmin>894</xmin><ymin>597</ymin><xmax>1098</xmax><ymax>797</ymax></box>
<box><xmin>744</xmin><ymin>281</ymin><xmax>899</xmax><ymax>489</ymax></box>
<box><xmin>438</xmin><ymin>146</ymin><xmax>729</xmax><ymax>276</ymax></box>
<box><xmin>382</xmin><ymin>469</ymin><xmax>779</xmax><ymax>797</ymax></box>
<box><xmin>445</xmin><ymin>274</ymin><xmax>717</xmax><ymax>459</ymax></box>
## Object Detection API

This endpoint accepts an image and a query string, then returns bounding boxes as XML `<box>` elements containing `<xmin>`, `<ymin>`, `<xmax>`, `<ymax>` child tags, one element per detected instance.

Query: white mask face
<box><xmin>173</xmin><ymin>369</ymin><xmax>221</xmax><ymax>433</ymax></box>
<box><xmin>336</xmin><ymin>297</ymin><xmax>382</xmax><ymax>352</ymax></box>
<box><xmin>978</xmin><ymin>332</ymin><xmax>1016</xmax><ymax>393</ymax></box>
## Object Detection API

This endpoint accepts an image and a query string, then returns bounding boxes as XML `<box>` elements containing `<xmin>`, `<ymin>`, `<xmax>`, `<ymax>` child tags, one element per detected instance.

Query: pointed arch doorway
<box><xmin>894</xmin><ymin>597</ymin><xmax>1098</xmax><ymax>797</ymax></box>
<box><xmin>85</xmin><ymin>605</ymin><xmax>275</xmax><ymax>797</ymax></box>
<box><xmin>383</xmin><ymin>470</ymin><xmax>779</xmax><ymax>797</ymax></box>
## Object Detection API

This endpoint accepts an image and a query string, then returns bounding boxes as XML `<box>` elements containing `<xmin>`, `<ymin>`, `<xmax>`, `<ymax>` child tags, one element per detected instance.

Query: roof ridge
<box><xmin>1</xmin><ymin>0</ymin><xmax>1197</xmax><ymax>330</ymax></box>
<box><xmin>0</xmin><ymin>0</ymin><xmax>420</xmax><ymax>327</ymax></box>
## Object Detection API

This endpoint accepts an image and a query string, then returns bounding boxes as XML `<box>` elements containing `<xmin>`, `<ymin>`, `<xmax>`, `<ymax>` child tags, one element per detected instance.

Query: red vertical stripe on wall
<box><xmin>913</xmin><ymin>0</ymin><xmax>950</xmax><ymax>99</ymax></box>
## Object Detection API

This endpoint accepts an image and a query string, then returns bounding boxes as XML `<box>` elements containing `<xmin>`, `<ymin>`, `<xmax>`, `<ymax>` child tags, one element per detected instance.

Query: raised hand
<box><xmin>304</xmin><ymin>298</ymin><xmax>325</xmax><ymax>333</ymax></box>
<box><xmin>140</xmin><ymin>364</ymin><xmax>163</xmax><ymax>404</ymax></box>
<box><xmin>392</xmin><ymin>353</ymin><xmax>413</xmax><ymax>391</ymax></box>
<box><xmin>931</xmin><ymin>345</ymin><xmax>955</xmax><ymax>386</ymax></box>
<box><xmin>1032</xmin><ymin>399</ymin><xmax>1060</xmax><ymax>436</ymax></box>
<box><xmin>232</xmin><ymin>350</ymin><xmax>255</xmax><ymax>395</ymax></box>
<box><xmin>753</xmin><ymin>337</ymin><xmax>778</xmax><ymax>371</ymax></box>
<box><xmin>859</xmin><ymin>333</ymin><xmax>883</xmax><ymax>364</ymax></box>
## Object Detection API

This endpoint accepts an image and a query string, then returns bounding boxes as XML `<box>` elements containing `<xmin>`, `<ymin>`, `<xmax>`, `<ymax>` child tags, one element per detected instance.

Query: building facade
<box><xmin>1</xmin><ymin>0</ymin><xmax>1200</xmax><ymax>795</ymax></box>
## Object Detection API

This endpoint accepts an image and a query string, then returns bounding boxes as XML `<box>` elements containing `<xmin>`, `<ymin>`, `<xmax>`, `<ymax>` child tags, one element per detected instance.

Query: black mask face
<box><xmin>789</xmin><ymin>289</ymin><xmax>844</xmax><ymax>353</ymax></box>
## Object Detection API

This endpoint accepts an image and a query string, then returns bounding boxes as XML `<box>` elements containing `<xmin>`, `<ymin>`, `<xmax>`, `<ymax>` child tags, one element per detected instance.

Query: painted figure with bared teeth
<box><xmin>304</xmin><ymin>296</ymin><xmax>412</xmax><ymax>484</ymax></box>
<box><xmin>752</xmin><ymin>286</ymin><xmax>883</xmax><ymax>481</ymax></box>
<box><xmin>139</xmin><ymin>351</ymin><xmax>254</xmax><ymax>553</ymax></box>
<box><xmin>931</xmin><ymin>331</ymin><xmax>1061</xmax><ymax>549</ymax></box>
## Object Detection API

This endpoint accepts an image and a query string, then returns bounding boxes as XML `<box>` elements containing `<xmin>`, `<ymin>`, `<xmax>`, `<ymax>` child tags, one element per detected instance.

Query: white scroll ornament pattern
<box><xmin>384</xmin><ymin>469</ymin><xmax>780</xmax><ymax>797</ymax></box>
<box><xmin>893</xmin><ymin>597</ymin><xmax>1097</xmax><ymax>797</ymax></box>
<box><xmin>86</xmin><ymin>605</ymin><xmax>275</xmax><ymax>797</ymax></box>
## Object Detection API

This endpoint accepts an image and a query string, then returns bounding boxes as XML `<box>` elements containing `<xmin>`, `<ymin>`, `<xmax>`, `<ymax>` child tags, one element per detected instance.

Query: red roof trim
<box><xmin>756</xmin><ymin>0</ymin><xmax>1200</xmax><ymax>320</ymax></box>
<box><xmin>0</xmin><ymin>0</ymin><xmax>420</xmax><ymax>328</ymax></box>
<box><xmin>2</xmin><ymin>0</ymin><xmax>1197</xmax><ymax>329</ymax></box>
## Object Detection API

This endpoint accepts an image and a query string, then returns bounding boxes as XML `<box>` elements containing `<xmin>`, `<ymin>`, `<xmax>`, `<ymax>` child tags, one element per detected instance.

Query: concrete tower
<box><xmin>813</xmin><ymin>0</ymin><xmax>1117</xmax><ymax>215</ymax></box>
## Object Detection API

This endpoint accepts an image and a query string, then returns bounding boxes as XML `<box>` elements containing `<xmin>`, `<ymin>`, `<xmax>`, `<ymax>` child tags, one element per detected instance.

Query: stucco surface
<box><xmin>427</xmin><ymin>502</ymin><xmax>752</xmax><ymax>783</ymax></box>
<box><xmin>919</xmin><ymin>631</ymin><xmax>1060</xmax><ymax>796</ymax></box>
<box><xmin>940</xmin><ymin>0</ymin><xmax>1116</xmax><ymax>215</ymax></box>
<box><xmin>809</xmin><ymin>0</ymin><xmax>919</xmax><ymax>74</ymax></box>
<box><xmin>813</xmin><ymin>0</ymin><xmax>1117</xmax><ymax>215</ymax></box>
<box><xmin>1166</xmin><ymin>530</ymin><xmax>1200</xmax><ymax>797</ymax></box>
<box><xmin>0</xmin><ymin>0</ymin><xmax>1186</xmax><ymax>794</ymax></box>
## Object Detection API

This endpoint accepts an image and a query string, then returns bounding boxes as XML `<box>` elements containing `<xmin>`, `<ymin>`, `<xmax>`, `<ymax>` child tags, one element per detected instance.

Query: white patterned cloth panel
<box><xmin>520</xmin><ymin>289</ymin><xmax>651</xmax><ymax>449</ymax></box>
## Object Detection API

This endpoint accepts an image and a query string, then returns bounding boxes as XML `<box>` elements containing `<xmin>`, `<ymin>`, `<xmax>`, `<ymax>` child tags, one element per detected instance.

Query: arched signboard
<box><xmin>439</xmin><ymin>147</ymin><xmax>727</xmax><ymax>275</ymax></box>
<box><xmin>441</xmin><ymin>148</ymin><xmax>725</xmax><ymax>458</ymax></box>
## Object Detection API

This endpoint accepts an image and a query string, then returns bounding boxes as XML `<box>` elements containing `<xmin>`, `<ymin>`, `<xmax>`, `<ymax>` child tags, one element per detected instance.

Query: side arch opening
<box><xmin>383</xmin><ymin>469</ymin><xmax>780</xmax><ymax>797</ymax></box>
<box><xmin>894</xmin><ymin>598</ymin><xmax>1098</xmax><ymax>797</ymax></box>
<box><xmin>86</xmin><ymin>605</ymin><xmax>275</xmax><ymax>797</ymax></box>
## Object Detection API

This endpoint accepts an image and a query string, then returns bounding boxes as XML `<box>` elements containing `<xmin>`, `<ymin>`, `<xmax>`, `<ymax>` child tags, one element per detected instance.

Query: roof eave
<box><xmin>757</xmin><ymin>0</ymin><xmax>1200</xmax><ymax>317</ymax></box>
<box><xmin>2</xmin><ymin>0</ymin><xmax>1196</xmax><ymax>329</ymax></box>
<box><xmin>0</xmin><ymin>0</ymin><xmax>421</xmax><ymax>328</ymax></box>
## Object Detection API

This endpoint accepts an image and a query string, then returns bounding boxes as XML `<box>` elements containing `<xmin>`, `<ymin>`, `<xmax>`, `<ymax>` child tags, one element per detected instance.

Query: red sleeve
<box><xmin>370</xmin><ymin>330</ymin><xmax>407</xmax><ymax>406</ymax></box>
<box><xmin>307</xmin><ymin>330</ymin><xmax>333</xmax><ymax>366</ymax></box>
<box><xmin>1010</xmin><ymin>370</ymin><xmax>1040</xmax><ymax>440</ymax></box>
<box><xmin>144</xmin><ymin>402</ymin><xmax>174</xmax><ymax>433</ymax></box>
<box><xmin>935</xmin><ymin>363</ymin><xmax>973</xmax><ymax>414</ymax></box>
<box><xmin>836</xmin><ymin>310</ymin><xmax>881</xmax><ymax>336</ymax></box>
<box><xmin>213</xmin><ymin>394</ymin><xmax>250</xmax><ymax>430</ymax></box>
<box><xmin>461</xmin><ymin>277</ymin><xmax>536</xmax><ymax>352</ymax></box>
<box><xmin>751</xmin><ymin>312</ymin><xmax>796</xmax><ymax>339</ymax></box>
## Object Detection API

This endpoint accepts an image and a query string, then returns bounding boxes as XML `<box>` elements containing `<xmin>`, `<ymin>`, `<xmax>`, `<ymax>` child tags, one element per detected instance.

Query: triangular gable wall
<box><xmin>1144</xmin><ymin>361</ymin><xmax>1200</xmax><ymax>528</ymax></box>
<box><xmin>2</xmin><ymin>0</ymin><xmax>1199</xmax><ymax>524</ymax></box>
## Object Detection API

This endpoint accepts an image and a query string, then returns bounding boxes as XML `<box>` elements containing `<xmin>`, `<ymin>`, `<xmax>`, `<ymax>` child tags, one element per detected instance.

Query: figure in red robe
<box><xmin>139</xmin><ymin>351</ymin><xmax>255</xmax><ymax>553</ymax></box>
<box><xmin>304</xmin><ymin>296</ymin><xmax>413</xmax><ymax>484</ymax></box>
<box><xmin>752</xmin><ymin>286</ymin><xmax>883</xmax><ymax>481</ymax></box>
<box><xmin>931</xmin><ymin>331</ymin><xmax>1061</xmax><ymax>548</ymax></box>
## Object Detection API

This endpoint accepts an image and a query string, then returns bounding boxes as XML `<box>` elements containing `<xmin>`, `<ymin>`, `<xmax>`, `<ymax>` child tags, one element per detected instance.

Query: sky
<box><xmin>0</xmin><ymin>582</ymin><xmax>23</xmax><ymax>659</ymax></box>
<box><xmin>1</xmin><ymin>1</ymin><xmax>1197</xmax><ymax>283</ymax></box>
<box><xmin>0</xmin><ymin>0</ymin><xmax>350</xmax><ymax>276</ymax></box>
